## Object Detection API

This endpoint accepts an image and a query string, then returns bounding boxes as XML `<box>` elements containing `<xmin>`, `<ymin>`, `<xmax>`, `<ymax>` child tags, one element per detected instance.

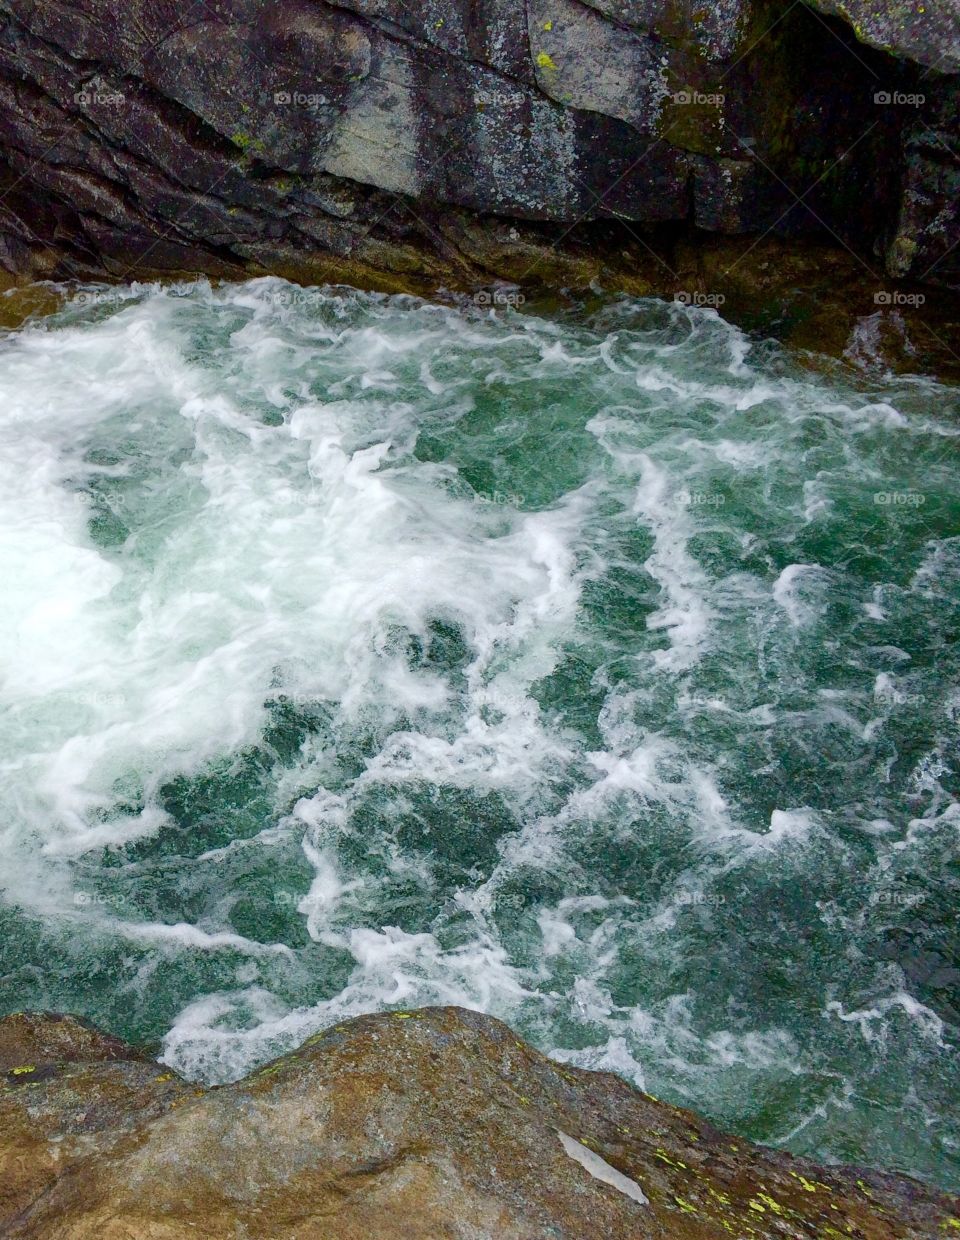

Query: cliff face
<box><xmin>0</xmin><ymin>0</ymin><xmax>956</xmax><ymax>291</ymax></box>
<box><xmin>1</xmin><ymin>1006</ymin><xmax>958</xmax><ymax>1239</ymax></box>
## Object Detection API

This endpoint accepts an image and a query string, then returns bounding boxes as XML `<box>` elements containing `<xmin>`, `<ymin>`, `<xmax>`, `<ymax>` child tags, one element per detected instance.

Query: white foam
<box><xmin>160</xmin><ymin>923</ymin><xmax>533</xmax><ymax>1083</ymax></box>
<box><xmin>631</xmin><ymin>456</ymin><xmax>712</xmax><ymax>671</ymax></box>
<box><xmin>772</xmin><ymin>564</ymin><xmax>823</xmax><ymax>627</ymax></box>
<box><xmin>1</xmin><ymin>280</ymin><xmax>957</xmax><ymax>1176</ymax></box>
<box><xmin>825</xmin><ymin>993</ymin><xmax>946</xmax><ymax>1047</ymax></box>
<box><xmin>0</xmin><ymin>284</ymin><xmax>597</xmax><ymax>911</ymax></box>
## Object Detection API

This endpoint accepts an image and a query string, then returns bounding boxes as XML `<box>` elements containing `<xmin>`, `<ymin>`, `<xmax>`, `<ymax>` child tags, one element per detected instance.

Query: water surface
<box><xmin>1</xmin><ymin>279</ymin><xmax>957</xmax><ymax>1187</ymax></box>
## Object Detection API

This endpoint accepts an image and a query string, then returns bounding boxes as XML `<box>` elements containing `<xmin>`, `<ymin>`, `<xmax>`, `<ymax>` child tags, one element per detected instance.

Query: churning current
<box><xmin>1</xmin><ymin>279</ymin><xmax>957</xmax><ymax>1188</ymax></box>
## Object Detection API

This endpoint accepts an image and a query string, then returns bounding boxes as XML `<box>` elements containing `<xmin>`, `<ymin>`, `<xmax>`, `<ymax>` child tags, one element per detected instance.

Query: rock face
<box><xmin>1</xmin><ymin>1006</ymin><xmax>957</xmax><ymax>1239</ymax></box>
<box><xmin>807</xmin><ymin>0</ymin><xmax>960</xmax><ymax>72</ymax></box>
<box><xmin>0</xmin><ymin>0</ymin><xmax>956</xmax><ymax>291</ymax></box>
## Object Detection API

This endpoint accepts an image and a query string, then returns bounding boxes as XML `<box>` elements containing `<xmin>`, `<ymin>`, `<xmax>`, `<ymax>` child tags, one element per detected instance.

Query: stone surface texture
<box><xmin>1</xmin><ymin>1006</ymin><xmax>958</xmax><ymax>1238</ymax></box>
<box><xmin>0</xmin><ymin>0</ymin><xmax>956</xmax><ymax>290</ymax></box>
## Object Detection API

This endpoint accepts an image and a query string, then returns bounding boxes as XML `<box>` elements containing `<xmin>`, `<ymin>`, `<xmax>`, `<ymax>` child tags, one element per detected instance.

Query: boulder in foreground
<box><xmin>0</xmin><ymin>1006</ymin><xmax>957</xmax><ymax>1238</ymax></box>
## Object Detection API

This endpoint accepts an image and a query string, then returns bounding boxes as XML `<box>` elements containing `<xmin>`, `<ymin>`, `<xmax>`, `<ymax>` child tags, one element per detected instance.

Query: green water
<box><xmin>0</xmin><ymin>280</ymin><xmax>957</xmax><ymax>1188</ymax></box>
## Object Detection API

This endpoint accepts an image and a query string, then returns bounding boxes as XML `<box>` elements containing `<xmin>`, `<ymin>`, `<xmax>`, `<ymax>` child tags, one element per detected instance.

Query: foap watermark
<box><xmin>61</xmin><ymin>690</ymin><xmax>127</xmax><ymax>708</ymax></box>
<box><xmin>281</xmin><ymin>490</ymin><xmax>324</xmax><ymax>507</ymax></box>
<box><xmin>473</xmin><ymin>288</ymin><xmax>525</xmax><ymax>308</ymax></box>
<box><xmin>74</xmin><ymin>76</ymin><xmax>125</xmax><ymax>108</ymax></box>
<box><xmin>92</xmin><ymin>490</ymin><xmax>127</xmax><ymax>507</ymax></box>
<box><xmin>874</xmin><ymin>290</ymin><xmax>925</xmax><ymax>308</ymax></box>
<box><xmin>475</xmin><ymin>89</ymin><xmax>522</xmax><ymax>108</ymax></box>
<box><xmin>875</xmin><ymin>689</ymin><xmax>925</xmax><ymax>708</ymax></box>
<box><xmin>674</xmin><ymin>290</ymin><xmax>726</xmax><ymax>308</ymax></box>
<box><xmin>74</xmin><ymin>891</ymin><xmax>127</xmax><ymax>909</ymax></box>
<box><xmin>73</xmin><ymin>288</ymin><xmax>131</xmax><ymax>308</ymax></box>
<box><xmin>672</xmin><ymin>90</ymin><xmax>725</xmax><ymax>107</ymax></box>
<box><xmin>273</xmin><ymin>90</ymin><xmax>329</xmax><ymax>108</ymax></box>
<box><xmin>262</xmin><ymin>287</ymin><xmax>325</xmax><ymax>309</ymax></box>
<box><xmin>475</xmin><ymin>489</ymin><xmax>524</xmax><ymax>508</ymax></box>
<box><xmin>869</xmin><ymin>890</ymin><xmax>926</xmax><ymax>908</ymax></box>
<box><xmin>677</xmin><ymin>490</ymin><xmax>725</xmax><ymax>509</ymax></box>
<box><xmin>676</xmin><ymin>890</ymin><xmax>726</xmax><ymax>907</ymax></box>
<box><xmin>274</xmin><ymin>890</ymin><xmax>329</xmax><ymax>909</ymax></box>
<box><xmin>874</xmin><ymin>90</ymin><xmax>925</xmax><ymax>107</ymax></box>
<box><xmin>57</xmin><ymin>489</ymin><xmax>127</xmax><ymax>513</ymax></box>
<box><xmin>873</xmin><ymin>491</ymin><xmax>926</xmax><ymax>508</ymax></box>
<box><xmin>265</xmin><ymin>692</ymin><xmax>336</xmax><ymax>716</ymax></box>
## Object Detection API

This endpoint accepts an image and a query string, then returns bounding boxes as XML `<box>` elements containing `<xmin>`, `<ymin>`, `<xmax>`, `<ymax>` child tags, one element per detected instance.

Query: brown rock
<box><xmin>1</xmin><ymin>1006</ymin><xmax>957</xmax><ymax>1238</ymax></box>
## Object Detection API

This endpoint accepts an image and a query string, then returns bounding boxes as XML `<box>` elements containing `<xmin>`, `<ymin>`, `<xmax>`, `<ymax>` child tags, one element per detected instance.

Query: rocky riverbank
<box><xmin>1</xmin><ymin>1006</ymin><xmax>957</xmax><ymax>1238</ymax></box>
<box><xmin>1</xmin><ymin>1</ymin><xmax>958</xmax><ymax>377</ymax></box>
<box><xmin>0</xmin><ymin>0</ymin><xmax>957</xmax><ymax>294</ymax></box>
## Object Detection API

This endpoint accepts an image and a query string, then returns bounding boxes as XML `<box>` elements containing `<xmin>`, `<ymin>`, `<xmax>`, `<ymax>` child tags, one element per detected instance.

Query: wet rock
<box><xmin>0</xmin><ymin>1011</ymin><xmax>141</xmax><ymax>1074</ymax></box>
<box><xmin>885</xmin><ymin>77</ymin><xmax>960</xmax><ymax>287</ymax></box>
<box><xmin>808</xmin><ymin>0</ymin><xmax>960</xmax><ymax>73</ymax></box>
<box><xmin>1</xmin><ymin>1006</ymin><xmax>957</xmax><ymax>1238</ymax></box>
<box><xmin>0</xmin><ymin>1012</ymin><xmax>194</xmax><ymax>1229</ymax></box>
<box><xmin>0</xmin><ymin>0</ymin><xmax>955</xmax><ymax>294</ymax></box>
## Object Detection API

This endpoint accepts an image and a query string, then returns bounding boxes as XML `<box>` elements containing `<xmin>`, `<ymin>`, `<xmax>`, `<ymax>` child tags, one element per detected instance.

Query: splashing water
<box><xmin>1</xmin><ymin>279</ymin><xmax>958</xmax><ymax>1187</ymax></box>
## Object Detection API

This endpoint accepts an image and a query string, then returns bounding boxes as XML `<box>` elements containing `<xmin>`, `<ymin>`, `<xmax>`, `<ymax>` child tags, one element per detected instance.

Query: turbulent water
<box><xmin>1</xmin><ymin>278</ymin><xmax>958</xmax><ymax>1187</ymax></box>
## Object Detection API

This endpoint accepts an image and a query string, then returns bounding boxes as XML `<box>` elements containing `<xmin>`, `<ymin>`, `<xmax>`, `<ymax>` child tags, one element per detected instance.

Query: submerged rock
<box><xmin>1</xmin><ymin>1006</ymin><xmax>956</xmax><ymax>1238</ymax></box>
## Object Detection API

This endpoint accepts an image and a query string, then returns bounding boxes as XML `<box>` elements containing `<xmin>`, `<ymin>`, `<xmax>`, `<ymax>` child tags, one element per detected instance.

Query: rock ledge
<box><xmin>1</xmin><ymin>1005</ymin><xmax>957</xmax><ymax>1238</ymax></box>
